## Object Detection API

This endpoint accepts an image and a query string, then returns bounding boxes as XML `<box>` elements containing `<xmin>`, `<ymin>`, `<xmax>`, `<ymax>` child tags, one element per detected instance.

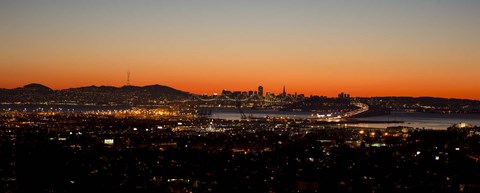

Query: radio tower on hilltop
<box><xmin>126</xmin><ymin>70</ymin><xmax>131</xmax><ymax>86</ymax></box>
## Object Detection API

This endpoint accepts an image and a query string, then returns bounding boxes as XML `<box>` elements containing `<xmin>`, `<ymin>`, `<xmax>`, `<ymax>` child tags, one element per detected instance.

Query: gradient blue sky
<box><xmin>1</xmin><ymin>0</ymin><xmax>479</xmax><ymax>99</ymax></box>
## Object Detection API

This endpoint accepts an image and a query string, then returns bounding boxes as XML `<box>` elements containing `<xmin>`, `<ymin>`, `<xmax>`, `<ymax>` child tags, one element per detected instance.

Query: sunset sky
<box><xmin>1</xmin><ymin>1</ymin><xmax>479</xmax><ymax>99</ymax></box>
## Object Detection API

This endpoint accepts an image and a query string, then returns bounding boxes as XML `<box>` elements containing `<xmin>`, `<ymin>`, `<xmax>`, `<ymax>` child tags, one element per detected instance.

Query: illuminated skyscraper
<box><xmin>338</xmin><ymin>92</ymin><xmax>350</xmax><ymax>99</ymax></box>
<box><xmin>258</xmin><ymin>86</ymin><xmax>264</xmax><ymax>96</ymax></box>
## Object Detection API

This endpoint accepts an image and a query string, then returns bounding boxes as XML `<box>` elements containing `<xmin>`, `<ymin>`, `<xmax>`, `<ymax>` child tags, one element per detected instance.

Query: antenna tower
<box><xmin>126</xmin><ymin>70</ymin><xmax>131</xmax><ymax>86</ymax></box>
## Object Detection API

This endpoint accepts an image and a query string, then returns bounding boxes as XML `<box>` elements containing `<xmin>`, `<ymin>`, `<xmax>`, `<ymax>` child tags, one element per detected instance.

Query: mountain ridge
<box><xmin>0</xmin><ymin>83</ymin><xmax>479</xmax><ymax>104</ymax></box>
<box><xmin>0</xmin><ymin>83</ymin><xmax>192</xmax><ymax>105</ymax></box>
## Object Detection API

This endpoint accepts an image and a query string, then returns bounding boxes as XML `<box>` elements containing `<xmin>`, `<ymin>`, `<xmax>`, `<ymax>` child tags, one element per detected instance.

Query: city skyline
<box><xmin>1</xmin><ymin>1</ymin><xmax>480</xmax><ymax>99</ymax></box>
<box><xmin>3</xmin><ymin>82</ymin><xmax>480</xmax><ymax>102</ymax></box>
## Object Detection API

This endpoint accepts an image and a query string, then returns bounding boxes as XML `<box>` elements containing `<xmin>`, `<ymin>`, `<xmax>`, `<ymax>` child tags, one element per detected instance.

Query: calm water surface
<box><xmin>2</xmin><ymin>105</ymin><xmax>478</xmax><ymax>129</ymax></box>
<box><xmin>350</xmin><ymin>112</ymin><xmax>480</xmax><ymax>130</ymax></box>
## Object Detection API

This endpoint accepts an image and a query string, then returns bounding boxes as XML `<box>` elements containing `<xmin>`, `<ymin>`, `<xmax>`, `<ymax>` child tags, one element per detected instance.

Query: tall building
<box><xmin>258</xmin><ymin>86</ymin><xmax>264</xmax><ymax>96</ymax></box>
<box><xmin>266</xmin><ymin>92</ymin><xmax>274</xmax><ymax>100</ymax></box>
<box><xmin>338</xmin><ymin>92</ymin><xmax>350</xmax><ymax>99</ymax></box>
<box><xmin>282</xmin><ymin>85</ymin><xmax>286</xmax><ymax>97</ymax></box>
<box><xmin>222</xmin><ymin>89</ymin><xmax>232</xmax><ymax>96</ymax></box>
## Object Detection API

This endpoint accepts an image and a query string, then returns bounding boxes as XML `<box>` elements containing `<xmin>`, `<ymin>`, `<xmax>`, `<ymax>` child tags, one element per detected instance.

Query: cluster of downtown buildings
<box><xmin>207</xmin><ymin>86</ymin><xmax>306</xmax><ymax>100</ymax></box>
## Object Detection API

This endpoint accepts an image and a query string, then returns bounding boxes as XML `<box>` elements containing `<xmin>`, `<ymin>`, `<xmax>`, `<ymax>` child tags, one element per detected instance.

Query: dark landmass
<box><xmin>358</xmin><ymin>97</ymin><xmax>480</xmax><ymax>115</ymax></box>
<box><xmin>281</xmin><ymin>96</ymin><xmax>358</xmax><ymax>112</ymax></box>
<box><xmin>0</xmin><ymin>84</ymin><xmax>191</xmax><ymax>105</ymax></box>
<box><xmin>1</xmin><ymin>84</ymin><xmax>480</xmax><ymax>114</ymax></box>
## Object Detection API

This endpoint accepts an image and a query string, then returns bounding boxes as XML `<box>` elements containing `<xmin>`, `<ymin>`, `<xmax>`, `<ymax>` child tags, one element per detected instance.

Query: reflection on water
<box><xmin>350</xmin><ymin>112</ymin><xmax>480</xmax><ymax>130</ymax></box>
<box><xmin>212</xmin><ymin>110</ymin><xmax>480</xmax><ymax>130</ymax></box>
<box><xmin>2</xmin><ymin>105</ymin><xmax>479</xmax><ymax>130</ymax></box>
<box><xmin>211</xmin><ymin>108</ymin><xmax>314</xmax><ymax>120</ymax></box>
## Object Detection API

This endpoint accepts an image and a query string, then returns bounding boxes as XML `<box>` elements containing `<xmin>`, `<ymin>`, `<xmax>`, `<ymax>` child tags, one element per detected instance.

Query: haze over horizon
<box><xmin>1</xmin><ymin>1</ymin><xmax>480</xmax><ymax>99</ymax></box>
<box><xmin>1</xmin><ymin>82</ymin><xmax>479</xmax><ymax>101</ymax></box>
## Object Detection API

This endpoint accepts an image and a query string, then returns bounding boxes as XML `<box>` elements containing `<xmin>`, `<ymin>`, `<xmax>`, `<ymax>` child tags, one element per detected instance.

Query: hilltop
<box><xmin>0</xmin><ymin>84</ymin><xmax>191</xmax><ymax>105</ymax></box>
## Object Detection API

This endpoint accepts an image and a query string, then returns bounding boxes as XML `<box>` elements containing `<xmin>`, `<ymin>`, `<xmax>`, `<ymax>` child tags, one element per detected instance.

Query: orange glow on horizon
<box><xmin>1</xmin><ymin>1</ymin><xmax>479</xmax><ymax>100</ymax></box>
<box><xmin>2</xmin><ymin>78</ymin><xmax>479</xmax><ymax>100</ymax></box>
